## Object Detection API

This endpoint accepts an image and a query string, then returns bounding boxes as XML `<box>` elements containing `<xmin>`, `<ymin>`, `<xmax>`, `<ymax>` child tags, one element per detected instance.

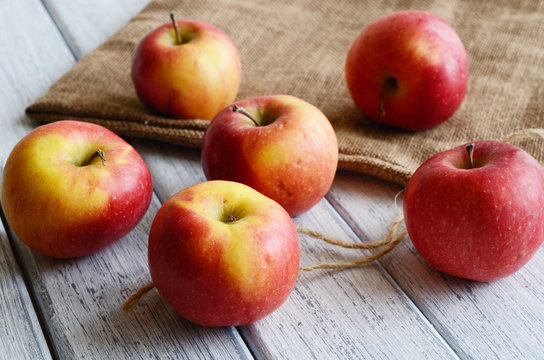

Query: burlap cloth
<box><xmin>26</xmin><ymin>0</ymin><xmax>544</xmax><ymax>185</ymax></box>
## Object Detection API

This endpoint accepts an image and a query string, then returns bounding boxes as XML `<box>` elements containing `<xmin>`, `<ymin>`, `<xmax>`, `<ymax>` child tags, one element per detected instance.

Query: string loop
<box><xmin>298</xmin><ymin>214</ymin><xmax>406</xmax><ymax>271</ymax></box>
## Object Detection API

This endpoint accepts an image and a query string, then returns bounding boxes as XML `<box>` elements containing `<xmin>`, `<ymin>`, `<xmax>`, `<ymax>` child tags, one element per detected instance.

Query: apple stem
<box><xmin>81</xmin><ymin>149</ymin><xmax>106</xmax><ymax>166</ymax></box>
<box><xmin>232</xmin><ymin>105</ymin><xmax>259</xmax><ymax>126</ymax></box>
<box><xmin>170</xmin><ymin>13</ymin><xmax>182</xmax><ymax>45</ymax></box>
<box><xmin>466</xmin><ymin>144</ymin><xmax>474</xmax><ymax>169</ymax></box>
<box><xmin>96</xmin><ymin>149</ymin><xmax>106</xmax><ymax>166</ymax></box>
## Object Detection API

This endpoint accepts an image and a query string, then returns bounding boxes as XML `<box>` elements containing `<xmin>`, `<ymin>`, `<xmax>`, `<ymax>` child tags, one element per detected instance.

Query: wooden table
<box><xmin>1</xmin><ymin>1</ymin><xmax>543</xmax><ymax>359</ymax></box>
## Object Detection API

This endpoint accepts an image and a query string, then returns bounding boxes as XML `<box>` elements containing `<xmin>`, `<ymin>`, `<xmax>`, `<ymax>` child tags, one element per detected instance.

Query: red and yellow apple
<box><xmin>201</xmin><ymin>95</ymin><xmax>338</xmax><ymax>216</ymax></box>
<box><xmin>148</xmin><ymin>180</ymin><xmax>300</xmax><ymax>326</ymax></box>
<box><xmin>1</xmin><ymin>120</ymin><xmax>153</xmax><ymax>258</ymax></box>
<box><xmin>345</xmin><ymin>10</ymin><xmax>468</xmax><ymax>131</ymax></box>
<box><xmin>403</xmin><ymin>141</ymin><xmax>544</xmax><ymax>281</ymax></box>
<box><xmin>131</xmin><ymin>15</ymin><xmax>241</xmax><ymax>120</ymax></box>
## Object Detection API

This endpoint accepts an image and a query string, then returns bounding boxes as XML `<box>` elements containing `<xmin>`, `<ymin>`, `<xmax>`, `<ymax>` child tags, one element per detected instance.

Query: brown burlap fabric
<box><xmin>26</xmin><ymin>0</ymin><xmax>544</xmax><ymax>185</ymax></box>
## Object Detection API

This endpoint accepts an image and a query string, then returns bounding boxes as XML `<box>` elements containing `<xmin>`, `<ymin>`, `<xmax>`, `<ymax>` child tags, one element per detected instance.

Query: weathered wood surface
<box><xmin>328</xmin><ymin>172</ymin><xmax>544</xmax><ymax>359</ymax></box>
<box><xmin>0</xmin><ymin>1</ymin><xmax>71</xmax><ymax>357</ymax></box>
<box><xmin>0</xmin><ymin>217</ymin><xmax>52</xmax><ymax>360</ymax></box>
<box><xmin>133</xmin><ymin>141</ymin><xmax>459</xmax><ymax>359</ymax></box>
<box><xmin>0</xmin><ymin>0</ymin><xmax>251</xmax><ymax>359</ymax></box>
<box><xmin>42</xmin><ymin>0</ymin><xmax>149</xmax><ymax>60</ymax></box>
<box><xmin>1</xmin><ymin>0</ymin><xmax>543</xmax><ymax>359</ymax></box>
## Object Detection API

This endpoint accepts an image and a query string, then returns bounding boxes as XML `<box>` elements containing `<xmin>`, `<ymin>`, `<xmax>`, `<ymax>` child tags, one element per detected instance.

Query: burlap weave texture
<box><xmin>26</xmin><ymin>0</ymin><xmax>544</xmax><ymax>185</ymax></box>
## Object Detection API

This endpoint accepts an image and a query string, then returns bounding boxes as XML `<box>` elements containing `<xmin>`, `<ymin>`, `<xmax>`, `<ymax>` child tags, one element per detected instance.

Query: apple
<box><xmin>1</xmin><ymin>120</ymin><xmax>153</xmax><ymax>258</ymax></box>
<box><xmin>201</xmin><ymin>95</ymin><xmax>338</xmax><ymax>216</ymax></box>
<box><xmin>148</xmin><ymin>180</ymin><xmax>299</xmax><ymax>326</ymax></box>
<box><xmin>131</xmin><ymin>14</ymin><xmax>241</xmax><ymax>120</ymax></box>
<box><xmin>403</xmin><ymin>141</ymin><xmax>544</xmax><ymax>281</ymax></box>
<box><xmin>345</xmin><ymin>10</ymin><xmax>468</xmax><ymax>131</ymax></box>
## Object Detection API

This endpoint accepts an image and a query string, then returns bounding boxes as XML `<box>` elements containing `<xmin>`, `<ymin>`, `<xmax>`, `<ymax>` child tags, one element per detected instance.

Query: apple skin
<box><xmin>1</xmin><ymin>120</ymin><xmax>153</xmax><ymax>258</ymax></box>
<box><xmin>148</xmin><ymin>180</ymin><xmax>300</xmax><ymax>326</ymax></box>
<box><xmin>403</xmin><ymin>140</ymin><xmax>544</xmax><ymax>281</ymax></box>
<box><xmin>131</xmin><ymin>19</ymin><xmax>241</xmax><ymax>120</ymax></box>
<box><xmin>345</xmin><ymin>10</ymin><xmax>468</xmax><ymax>131</ymax></box>
<box><xmin>201</xmin><ymin>95</ymin><xmax>338</xmax><ymax>217</ymax></box>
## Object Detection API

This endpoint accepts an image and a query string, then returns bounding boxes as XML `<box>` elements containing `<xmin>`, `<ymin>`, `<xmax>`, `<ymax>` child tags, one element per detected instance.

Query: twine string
<box><xmin>122</xmin><ymin>214</ymin><xmax>407</xmax><ymax>311</ymax></box>
<box><xmin>295</xmin><ymin>128</ymin><xmax>544</xmax><ymax>273</ymax></box>
<box><xmin>501</xmin><ymin>128</ymin><xmax>544</xmax><ymax>144</ymax></box>
<box><xmin>297</xmin><ymin>225</ymin><xmax>391</xmax><ymax>250</ymax></box>
<box><xmin>298</xmin><ymin>213</ymin><xmax>406</xmax><ymax>271</ymax></box>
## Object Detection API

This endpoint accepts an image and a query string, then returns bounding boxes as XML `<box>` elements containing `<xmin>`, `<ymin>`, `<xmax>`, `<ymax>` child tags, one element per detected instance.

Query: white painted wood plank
<box><xmin>15</xmin><ymin>0</ymin><xmax>516</xmax><ymax>358</ymax></box>
<box><xmin>15</xmin><ymin>0</ymin><xmax>544</xmax><ymax>357</ymax></box>
<box><xmin>8</xmin><ymin>195</ymin><xmax>252</xmax><ymax>359</ymax></box>
<box><xmin>0</xmin><ymin>0</ymin><xmax>253</xmax><ymax>358</ymax></box>
<box><xmin>43</xmin><ymin>0</ymin><xmax>150</xmax><ymax>58</ymax></box>
<box><xmin>134</xmin><ymin>140</ymin><xmax>460</xmax><ymax>359</ymax></box>
<box><xmin>0</xmin><ymin>0</ymin><xmax>72</xmax><ymax>355</ymax></box>
<box><xmin>327</xmin><ymin>171</ymin><xmax>544</xmax><ymax>359</ymax></box>
<box><xmin>0</xmin><ymin>218</ymin><xmax>52</xmax><ymax>360</ymax></box>
<box><xmin>37</xmin><ymin>0</ymin><xmax>463</xmax><ymax>356</ymax></box>
<box><xmin>0</xmin><ymin>0</ymin><xmax>75</xmax><ymax>166</ymax></box>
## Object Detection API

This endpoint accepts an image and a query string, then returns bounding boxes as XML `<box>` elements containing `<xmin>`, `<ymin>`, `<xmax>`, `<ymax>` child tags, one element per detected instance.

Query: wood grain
<box><xmin>328</xmin><ymin>170</ymin><xmax>544</xmax><ymax>359</ymax></box>
<box><xmin>0</xmin><ymin>0</ymin><xmax>75</xmax><ymax>166</ymax></box>
<box><xmin>2</xmin><ymin>0</ymin><xmax>543</xmax><ymax>359</ymax></box>
<box><xmin>42</xmin><ymin>0</ymin><xmax>150</xmax><ymax>59</ymax></box>
<box><xmin>0</xmin><ymin>218</ymin><xmax>52</xmax><ymax>360</ymax></box>
<box><xmin>133</xmin><ymin>140</ymin><xmax>460</xmax><ymax>359</ymax></box>
<box><xmin>8</xmin><ymin>196</ymin><xmax>252</xmax><ymax>359</ymax></box>
<box><xmin>0</xmin><ymin>0</ymin><xmax>73</xmax><ymax>355</ymax></box>
<box><xmin>0</xmin><ymin>0</ymin><xmax>251</xmax><ymax>358</ymax></box>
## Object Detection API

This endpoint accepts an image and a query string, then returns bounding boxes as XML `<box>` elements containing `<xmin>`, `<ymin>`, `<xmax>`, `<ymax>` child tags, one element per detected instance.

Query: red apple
<box><xmin>131</xmin><ymin>15</ymin><xmax>241</xmax><ymax>120</ymax></box>
<box><xmin>148</xmin><ymin>180</ymin><xmax>299</xmax><ymax>326</ymax></box>
<box><xmin>1</xmin><ymin>120</ymin><xmax>153</xmax><ymax>258</ymax></box>
<box><xmin>345</xmin><ymin>10</ymin><xmax>468</xmax><ymax>131</ymax></box>
<box><xmin>201</xmin><ymin>95</ymin><xmax>338</xmax><ymax>216</ymax></box>
<box><xmin>403</xmin><ymin>141</ymin><xmax>544</xmax><ymax>281</ymax></box>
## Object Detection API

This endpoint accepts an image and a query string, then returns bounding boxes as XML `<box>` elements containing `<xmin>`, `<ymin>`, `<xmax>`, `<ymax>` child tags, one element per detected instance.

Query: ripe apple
<box><xmin>201</xmin><ymin>95</ymin><xmax>338</xmax><ymax>216</ymax></box>
<box><xmin>1</xmin><ymin>120</ymin><xmax>153</xmax><ymax>258</ymax></box>
<box><xmin>131</xmin><ymin>14</ymin><xmax>241</xmax><ymax>120</ymax></box>
<box><xmin>403</xmin><ymin>141</ymin><xmax>544</xmax><ymax>281</ymax></box>
<box><xmin>345</xmin><ymin>10</ymin><xmax>468</xmax><ymax>131</ymax></box>
<box><xmin>148</xmin><ymin>180</ymin><xmax>300</xmax><ymax>326</ymax></box>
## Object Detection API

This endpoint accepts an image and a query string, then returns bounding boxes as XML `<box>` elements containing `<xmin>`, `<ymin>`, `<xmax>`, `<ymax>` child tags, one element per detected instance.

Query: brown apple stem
<box><xmin>122</xmin><ymin>282</ymin><xmax>156</xmax><ymax>313</ymax></box>
<box><xmin>466</xmin><ymin>144</ymin><xmax>474</xmax><ymax>169</ymax></box>
<box><xmin>81</xmin><ymin>149</ymin><xmax>106</xmax><ymax>166</ymax></box>
<box><xmin>232</xmin><ymin>105</ymin><xmax>259</xmax><ymax>126</ymax></box>
<box><xmin>170</xmin><ymin>13</ymin><xmax>182</xmax><ymax>45</ymax></box>
<box><xmin>96</xmin><ymin>149</ymin><xmax>106</xmax><ymax>166</ymax></box>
